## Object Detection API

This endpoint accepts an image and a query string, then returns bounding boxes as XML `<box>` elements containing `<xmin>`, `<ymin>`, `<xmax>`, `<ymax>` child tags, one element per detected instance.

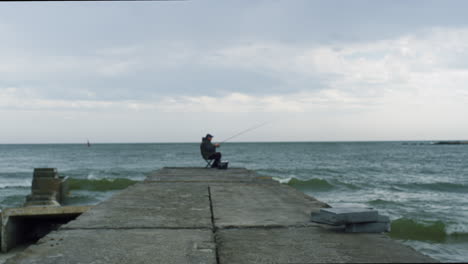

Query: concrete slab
<box><xmin>1</xmin><ymin>206</ymin><xmax>91</xmax><ymax>218</ymax></box>
<box><xmin>345</xmin><ymin>221</ymin><xmax>391</xmax><ymax>233</ymax></box>
<box><xmin>211</xmin><ymin>183</ymin><xmax>329</xmax><ymax>228</ymax></box>
<box><xmin>62</xmin><ymin>182</ymin><xmax>212</xmax><ymax>229</ymax></box>
<box><xmin>311</xmin><ymin>207</ymin><xmax>379</xmax><ymax>226</ymax></box>
<box><xmin>160</xmin><ymin>167</ymin><xmax>252</xmax><ymax>174</ymax></box>
<box><xmin>146</xmin><ymin>167</ymin><xmax>272</xmax><ymax>183</ymax></box>
<box><xmin>7</xmin><ymin>229</ymin><xmax>216</xmax><ymax>264</ymax></box>
<box><xmin>216</xmin><ymin>226</ymin><xmax>437</xmax><ymax>263</ymax></box>
<box><xmin>345</xmin><ymin>215</ymin><xmax>391</xmax><ymax>233</ymax></box>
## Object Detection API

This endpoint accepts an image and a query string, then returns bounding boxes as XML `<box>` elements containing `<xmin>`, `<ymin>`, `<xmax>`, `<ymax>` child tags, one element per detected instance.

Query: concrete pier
<box><xmin>6</xmin><ymin>167</ymin><xmax>436</xmax><ymax>263</ymax></box>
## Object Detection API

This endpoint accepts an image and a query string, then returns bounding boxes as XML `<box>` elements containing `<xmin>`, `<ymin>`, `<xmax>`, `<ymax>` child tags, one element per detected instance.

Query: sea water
<box><xmin>0</xmin><ymin>142</ymin><xmax>467</xmax><ymax>262</ymax></box>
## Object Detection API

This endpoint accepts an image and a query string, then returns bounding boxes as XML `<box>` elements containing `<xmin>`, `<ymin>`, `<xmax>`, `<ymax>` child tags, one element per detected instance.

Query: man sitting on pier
<box><xmin>200</xmin><ymin>134</ymin><xmax>221</xmax><ymax>168</ymax></box>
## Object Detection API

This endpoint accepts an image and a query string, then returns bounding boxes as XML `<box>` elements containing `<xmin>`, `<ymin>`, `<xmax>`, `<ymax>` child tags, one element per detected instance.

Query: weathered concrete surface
<box><xmin>7</xmin><ymin>229</ymin><xmax>216</xmax><ymax>264</ymax></box>
<box><xmin>0</xmin><ymin>246</ymin><xmax>28</xmax><ymax>264</ymax></box>
<box><xmin>62</xmin><ymin>183</ymin><xmax>212</xmax><ymax>229</ymax></box>
<box><xmin>211</xmin><ymin>183</ymin><xmax>328</xmax><ymax>228</ymax></box>
<box><xmin>8</xmin><ymin>167</ymin><xmax>437</xmax><ymax>263</ymax></box>
<box><xmin>1</xmin><ymin>206</ymin><xmax>91</xmax><ymax>253</ymax></box>
<box><xmin>24</xmin><ymin>168</ymin><xmax>68</xmax><ymax>207</ymax></box>
<box><xmin>217</xmin><ymin>226</ymin><xmax>437</xmax><ymax>263</ymax></box>
<box><xmin>146</xmin><ymin>167</ymin><xmax>272</xmax><ymax>183</ymax></box>
<box><xmin>1</xmin><ymin>206</ymin><xmax>90</xmax><ymax>218</ymax></box>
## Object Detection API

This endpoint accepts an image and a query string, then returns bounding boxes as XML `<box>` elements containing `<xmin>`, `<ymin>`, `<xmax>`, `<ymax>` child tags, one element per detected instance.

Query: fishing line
<box><xmin>219</xmin><ymin>120</ymin><xmax>273</xmax><ymax>143</ymax></box>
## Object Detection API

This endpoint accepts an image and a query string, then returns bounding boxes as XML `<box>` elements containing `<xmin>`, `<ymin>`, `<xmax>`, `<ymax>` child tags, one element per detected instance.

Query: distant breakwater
<box><xmin>433</xmin><ymin>141</ymin><xmax>468</xmax><ymax>145</ymax></box>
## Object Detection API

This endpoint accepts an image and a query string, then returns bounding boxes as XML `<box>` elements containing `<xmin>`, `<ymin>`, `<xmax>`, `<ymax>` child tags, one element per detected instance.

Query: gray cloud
<box><xmin>1</xmin><ymin>1</ymin><xmax>468</xmax><ymax>101</ymax></box>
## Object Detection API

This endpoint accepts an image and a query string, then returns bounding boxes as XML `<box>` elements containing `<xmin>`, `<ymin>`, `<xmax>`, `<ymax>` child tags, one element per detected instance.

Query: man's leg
<box><xmin>209</xmin><ymin>152</ymin><xmax>222</xmax><ymax>168</ymax></box>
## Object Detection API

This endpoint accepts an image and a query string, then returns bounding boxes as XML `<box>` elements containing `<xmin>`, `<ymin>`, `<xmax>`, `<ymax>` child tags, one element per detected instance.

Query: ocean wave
<box><xmin>0</xmin><ymin>195</ymin><xmax>27</xmax><ymax>209</ymax></box>
<box><xmin>282</xmin><ymin>177</ymin><xmax>360</xmax><ymax>192</ymax></box>
<box><xmin>272</xmin><ymin>177</ymin><xmax>293</xmax><ymax>184</ymax></box>
<box><xmin>257</xmin><ymin>167</ymin><xmax>342</xmax><ymax>177</ymax></box>
<box><xmin>335</xmin><ymin>181</ymin><xmax>361</xmax><ymax>190</ymax></box>
<box><xmin>61</xmin><ymin>169</ymin><xmax>147</xmax><ymax>181</ymax></box>
<box><xmin>311</xmin><ymin>167</ymin><xmax>342</xmax><ymax>175</ymax></box>
<box><xmin>0</xmin><ymin>179</ymin><xmax>32</xmax><ymax>189</ymax></box>
<box><xmin>68</xmin><ymin>178</ymin><xmax>138</xmax><ymax>191</ymax></box>
<box><xmin>64</xmin><ymin>191</ymin><xmax>115</xmax><ymax>206</ymax></box>
<box><xmin>285</xmin><ymin>178</ymin><xmax>335</xmax><ymax>191</ymax></box>
<box><xmin>389</xmin><ymin>218</ymin><xmax>468</xmax><ymax>243</ymax></box>
<box><xmin>368</xmin><ymin>199</ymin><xmax>403</xmax><ymax>206</ymax></box>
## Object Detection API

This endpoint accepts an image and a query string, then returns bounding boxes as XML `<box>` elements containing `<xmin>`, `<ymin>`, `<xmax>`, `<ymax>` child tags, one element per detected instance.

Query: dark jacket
<box><xmin>200</xmin><ymin>137</ymin><xmax>216</xmax><ymax>159</ymax></box>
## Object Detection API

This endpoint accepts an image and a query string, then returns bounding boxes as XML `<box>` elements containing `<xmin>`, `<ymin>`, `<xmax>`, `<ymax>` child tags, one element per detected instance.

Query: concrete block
<box><xmin>24</xmin><ymin>169</ymin><xmax>68</xmax><ymax>206</ymax></box>
<box><xmin>25</xmin><ymin>191</ymin><xmax>61</xmax><ymax>207</ymax></box>
<box><xmin>311</xmin><ymin>207</ymin><xmax>379</xmax><ymax>225</ymax></box>
<box><xmin>31</xmin><ymin>178</ymin><xmax>61</xmax><ymax>192</ymax></box>
<box><xmin>345</xmin><ymin>221</ymin><xmax>390</xmax><ymax>233</ymax></box>
<box><xmin>33</xmin><ymin>168</ymin><xmax>58</xmax><ymax>178</ymax></box>
<box><xmin>345</xmin><ymin>215</ymin><xmax>391</xmax><ymax>233</ymax></box>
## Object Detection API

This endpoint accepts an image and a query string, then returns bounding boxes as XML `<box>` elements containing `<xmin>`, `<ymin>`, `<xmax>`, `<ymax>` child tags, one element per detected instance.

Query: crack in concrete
<box><xmin>60</xmin><ymin>226</ymin><xmax>213</xmax><ymax>231</ymax></box>
<box><xmin>216</xmin><ymin>224</ymin><xmax>321</xmax><ymax>230</ymax></box>
<box><xmin>207</xmin><ymin>186</ymin><xmax>220</xmax><ymax>264</ymax></box>
<box><xmin>144</xmin><ymin>180</ymin><xmax>274</xmax><ymax>184</ymax></box>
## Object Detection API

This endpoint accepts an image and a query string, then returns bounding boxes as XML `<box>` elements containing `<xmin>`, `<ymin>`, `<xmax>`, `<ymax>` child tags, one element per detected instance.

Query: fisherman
<box><xmin>200</xmin><ymin>134</ymin><xmax>222</xmax><ymax>168</ymax></box>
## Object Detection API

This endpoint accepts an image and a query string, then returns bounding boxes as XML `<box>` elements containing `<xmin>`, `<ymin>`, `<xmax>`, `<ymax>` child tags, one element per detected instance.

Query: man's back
<box><xmin>200</xmin><ymin>137</ymin><xmax>215</xmax><ymax>160</ymax></box>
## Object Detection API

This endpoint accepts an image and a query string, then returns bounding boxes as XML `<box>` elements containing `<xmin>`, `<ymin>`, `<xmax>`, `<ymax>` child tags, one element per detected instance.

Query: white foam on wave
<box><xmin>87</xmin><ymin>173</ymin><xmax>99</xmax><ymax>180</ymax></box>
<box><xmin>446</xmin><ymin>222</ymin><xmax>468</xmax><ymax>235</ymax></box>
<box><xmin>272</xmin><ymin>176</ymin><xmax>293</xmax><ymax>184</ymax></box>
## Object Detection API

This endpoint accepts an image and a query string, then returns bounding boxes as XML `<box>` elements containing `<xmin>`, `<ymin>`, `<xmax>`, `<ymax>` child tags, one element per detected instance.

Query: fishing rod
<box><xmin>219</xmin><ymin>121</ymin><xmax>272</xmax><ymax>143</ymax></box>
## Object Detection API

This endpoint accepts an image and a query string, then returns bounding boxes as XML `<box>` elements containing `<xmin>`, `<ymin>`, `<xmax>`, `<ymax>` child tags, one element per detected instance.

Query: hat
<box><xmin>206</xmin><ymin>134</ymin><xmax>213</xmax><ymax>138</ymax></box>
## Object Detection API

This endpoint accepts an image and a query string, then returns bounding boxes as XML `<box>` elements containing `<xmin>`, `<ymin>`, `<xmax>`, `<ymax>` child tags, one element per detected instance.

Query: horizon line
<box><xmin>1</xmin><ymin>139</ymin><xmax>466</xmax><ymax>145</ymax></box>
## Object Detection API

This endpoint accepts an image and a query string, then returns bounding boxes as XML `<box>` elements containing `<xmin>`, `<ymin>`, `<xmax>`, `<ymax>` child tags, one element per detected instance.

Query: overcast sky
<box><xmin>1</xmin><ymin>0</ymin><xmax>468</xmax><ymax>143</ymax></box>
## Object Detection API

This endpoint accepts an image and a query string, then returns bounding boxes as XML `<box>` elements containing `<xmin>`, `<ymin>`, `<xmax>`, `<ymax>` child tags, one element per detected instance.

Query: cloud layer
<box><xmin>1</xmin><ymin>1</ymin><xmax>468</xmax><ymax>142</ymax></box>
<box><xmin>2</xmin><ymin>27</ymin><xmax>468</xmax><ymax>111</ymax></box>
